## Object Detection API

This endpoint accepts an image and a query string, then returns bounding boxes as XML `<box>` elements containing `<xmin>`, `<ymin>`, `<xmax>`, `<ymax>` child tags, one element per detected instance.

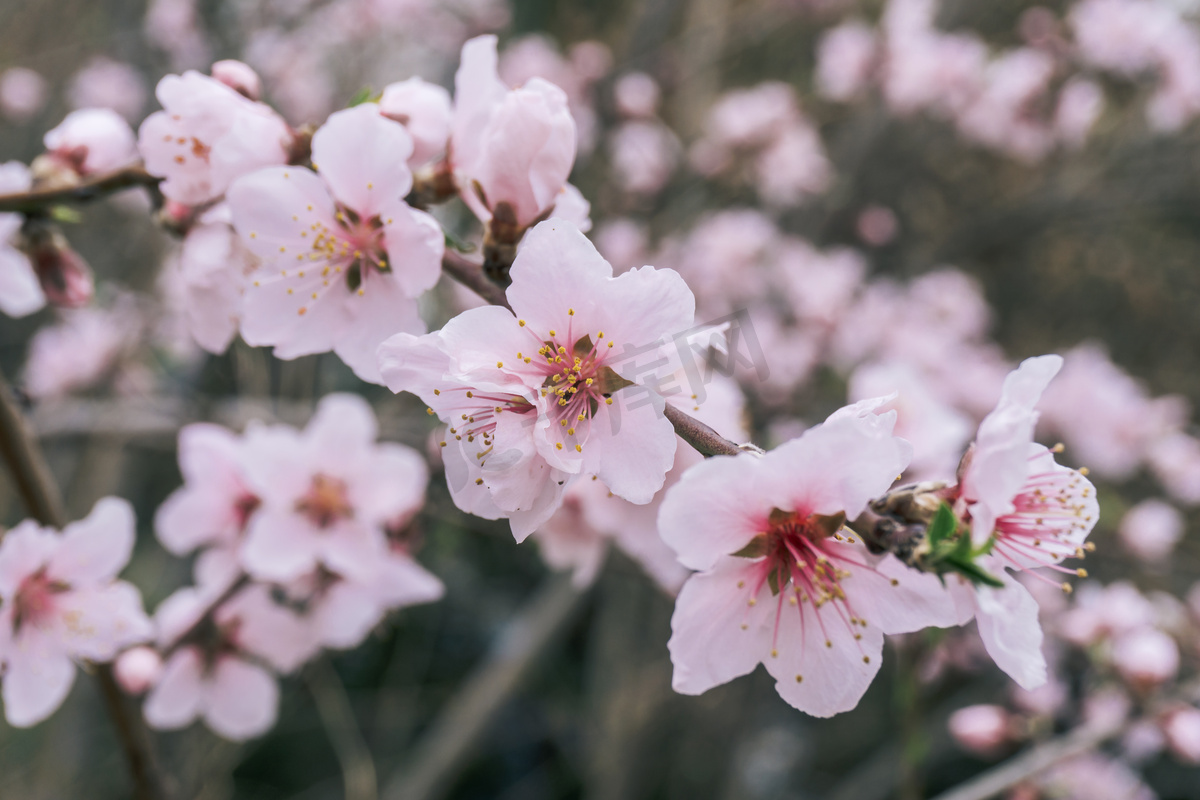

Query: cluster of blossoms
<box><xmin>813</xmin><ymin>0</ymin><xmax>1197</xmax><ymax>161</ymax></box>
<box><xmin>688</xmin><ymin>82</ymin><xmax>833</xmax><ymax>208</ymax></box>
<box><xmin>943</xmin><ymin>575</ymin><xmax>1200</xmax><ymax>799</ymax></box>
<box><xmin>114</xmin><ymin>393</ymin><xmax>441</xmax><ymax>739</ymax></box>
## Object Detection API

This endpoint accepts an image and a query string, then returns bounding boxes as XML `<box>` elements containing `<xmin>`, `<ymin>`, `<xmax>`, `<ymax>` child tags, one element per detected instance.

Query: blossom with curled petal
<box><xmin>949</xmin><ymin>355</ymin><xmax>1100</xmax><ymax>690</ymax></box>
<box><xmin>451</xmin><ymin>35</ymin><xmax>581</xmax><ymax>231</ymax></box>
<box><xmin>228</xmin><ymin>104</ymin><xmax>443</xmax><ymax>383</ymax></box>
<box><xmin>379</xmin><ymin>219</ymin><xmax>694</xmax><ymax>541</ymax></box>
<box><xmin>658</xmin><ymin>400</ymin><xmax>962</xmax><ymax>717</ymax></box>
<box><xmin>0</xmin><ymin>498</ymin><xmax>152</xmax><ymax>727</ymax></box>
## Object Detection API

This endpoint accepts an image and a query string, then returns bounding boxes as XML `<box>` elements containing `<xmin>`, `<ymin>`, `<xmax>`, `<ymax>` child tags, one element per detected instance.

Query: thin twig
<box><xmin>381</xmin><ymin>574</ymin><xmax>589</xmax><ymax>800</ymax></box>
<box><xmin>0</xmin><ymin>373</ymin><xmax>66</xmax><ymax>525</ymax></box>
<box><xmin>927</xmin><ymin>717</ymin><xmax>1126</xmax><ymax>800</ymax></box>
<box><xmin>663</xmin><ymin>403</ymin><xmax>743</xmax><ymax>457</ymax></box>
<box><xmin>441</xmin><ymin>251</ymin><xmax>512</xmax><ymax>310</ymax></box>
<box><xmin>0</xmin><ymin>371</ymin><xmax>170</xmax><ymax>800</ymax></box>
<box><xmin>306</xmin><ymin>658</ymin><xmax>378</xmax><ymax>800</ymax></box>
<box><xmin>0</xmin><ymin>166</ymin><xmax>161</xmax><ymax>214</ymax></box>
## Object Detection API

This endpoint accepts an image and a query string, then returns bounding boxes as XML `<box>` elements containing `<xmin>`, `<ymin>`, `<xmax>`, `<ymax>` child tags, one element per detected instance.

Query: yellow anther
<box><xmin>555</xmin><ymin>442</ymin><xmax>563</xmax><ymax>450</ymax></box>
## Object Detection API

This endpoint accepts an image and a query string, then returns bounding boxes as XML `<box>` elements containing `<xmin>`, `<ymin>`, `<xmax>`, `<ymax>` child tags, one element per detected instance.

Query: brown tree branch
<box><xmin>0</xmin><ymin>371</ymin><xmax>171</xmax><ymax>800</ymax></box>
<box><xmin>0</xmin><ymin>166</ymin><xmax>162</xmax><ymax>214</ymax></box>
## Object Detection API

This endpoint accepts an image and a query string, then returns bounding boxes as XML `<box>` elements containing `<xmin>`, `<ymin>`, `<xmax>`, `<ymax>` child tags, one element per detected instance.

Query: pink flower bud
<box><xmin>1112</xmin><ymin>628</ymin><xmax>1180</xmax><ymax>689</ymax></box>
<box><xmin>380</xmin><ymin>78</ymin><xmax>453</xmax><ymax>168</ymax></box>
<box><xmin>948</xmin><ymin>704</ymin><xmax>1013</xmax><ymax>756</ymax></box>
<box><xmin>115</xmin><ymin>646</ymin><xmax>164</xmax><ymax>694</ymax></box>
<box><xmin>1163</xmin><ymin>707</ymin><xmax>1200</xmax><ymax>764</ymax></box>
<box><xmin>27</xmin><ymin>229</ymin><xmax>94</xmax><ymax>308</ymax></box>
<box><xmin>43</xmin><ymin>109</ymin><xmax>138</xmax><ymax>176</ymax></box>
<box><xmin>211</xmin><ymin>60</ymin><xmax>262</xmax><ymax>101</ymax></box>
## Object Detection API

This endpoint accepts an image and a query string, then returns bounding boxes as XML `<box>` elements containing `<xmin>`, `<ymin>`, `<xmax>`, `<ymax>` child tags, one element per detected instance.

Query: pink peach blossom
<box><xmin>228</xmin><ymin>104</ymin><xmax>443</xmax><ymax>383</ymax></box>
<box><xmin>535</xmin><ymin>373</ymin><xmax>746</xmax><ymax>593</ymax></box>
<box><xmin>608</xmin><ymin>120</ymin><xmax>679</xmax><ymax>196</ymax></box>
<box><xmin>379</xmin><ymin>220</ymin><xmax>695</xmax><ymax>541</ymax></box>
<box><xmin>660</xmin><ymin>399</ymin><xmax>961</xmax><ymax>716</ymax></box>
<box><xmin>169</xmin><ymin>203</ymin><xmax>257</xmax><ymax>354</ymax></box>
<box><xmin>0</xmin><ymin>161</ymin><xmax>44</xmax><ymax>318</ymax></box>
<box><xmin>138</xmin><ymin>70</ymin><xmax>293</xmax><ymax>205</ymax></box>
<box><xmin>1040</xmin><ymin>342</ymin><xmax>1188</xmax><ymax>481</ymax></box>
<box><xmin>848</xmin><ymin>361</ymin><xmax>973</xmax><ymax>480</ymax></box>
<box><xmin>951</xmin><ymin>356</ymin><xmax>1099</xmax><ymax>690</ymax></box>
<box><xmin>238</xmin><ymin>393</ymin><xmax>429</xmax><ymax>583</ymax></box>
<box><xmin>155</xmin><ymin>422</ymin><xmax>259</xmax><ymax>556</ymax></box>
<box><xmin>289</xmin><ymin>548</ymin><xmax>445</xmax><ymax>652</ymax></box>
<box><xmin>22</xmin><ymin>301</ymin><xmax>140</xmax><ymax>399</ymax></box>
<box><xmin>0</xmin><ymin>498</ymin><xmax>152</xmax><ymax>727</ymax></box>
<box><xmin>816</xmin><ymin>21</ymin><xmax>878</xmax><ymax>101</ymax></box>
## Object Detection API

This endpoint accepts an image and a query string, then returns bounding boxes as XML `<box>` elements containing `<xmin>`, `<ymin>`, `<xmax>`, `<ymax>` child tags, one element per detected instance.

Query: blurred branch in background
<box><xmin>928</xmin><ymin>718</ymin><xmax>1127</xmax><ymax>800</ymax></box>
<box><xmin>307</xmin><ymin>658</ymin><xmax>379</xmax><ymax>800</ymax></box>
<box><xmin>382</xmin><ymin>574</ymin><xmax>590</xmax><ymax>800</ymax></box>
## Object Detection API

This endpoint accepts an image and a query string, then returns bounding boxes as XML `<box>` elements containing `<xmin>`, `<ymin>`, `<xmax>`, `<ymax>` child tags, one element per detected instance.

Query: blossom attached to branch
<box><xmin>0</xmin><ymin>498</ymin><xmax>153</xmax><ymax>727</ymax></box>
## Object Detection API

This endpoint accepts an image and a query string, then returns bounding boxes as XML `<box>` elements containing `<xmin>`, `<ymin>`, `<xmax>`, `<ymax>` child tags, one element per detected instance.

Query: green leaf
<box><xmin>443</xmin><ymin>229</ymin><xmax>477</xmax><ymax>253</ymax></box>
<box><xmin>943</xmin><ymin>557</ymin><xmax>1005</xmax><ymax>588</ymax></box>
<box><xmin>926</xmin><ymin>502</ymin><xmax>958</xmax><ymax>547</ymax></box>
<box><xmin>49</xmin><ymin>206</ymin><xmax>81</xmax><ymax>224</ymax></box>
<box><xmin>347</xmin><ymin>86</ymin><xmax>375</xmax><ymax>106</ymax></box>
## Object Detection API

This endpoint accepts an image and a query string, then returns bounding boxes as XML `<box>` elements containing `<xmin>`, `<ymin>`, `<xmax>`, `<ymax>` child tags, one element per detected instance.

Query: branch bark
<box><xmin>0</xmin><ymin>371</ymin><xmax>170</xmax><ymax>800</ymax></box>
<box><xmin>0</xmin><ymin>166</ymin><xmax>161</xmax><ymax>214</ymax></box>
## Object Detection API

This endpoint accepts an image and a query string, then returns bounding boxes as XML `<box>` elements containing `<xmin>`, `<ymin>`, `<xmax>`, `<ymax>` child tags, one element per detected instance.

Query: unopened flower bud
<box><xmin>948</xmin><ymin>704</ymin><xmax>1013</xmax><ymax>756</ymax></box>
<box><xmin>114</xmin><ymin>646</ymin><xmax>164</xmax><ymax>695</ymax></box>
<box><xmin>211</xmin><ymin>60</ymin><xmax>262</xmax><ymax>101</ymax></box>
<box><xmin>25</xmin><ymin>225</ymin><xmax>94</xmax><ymax>308</ymax></box>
